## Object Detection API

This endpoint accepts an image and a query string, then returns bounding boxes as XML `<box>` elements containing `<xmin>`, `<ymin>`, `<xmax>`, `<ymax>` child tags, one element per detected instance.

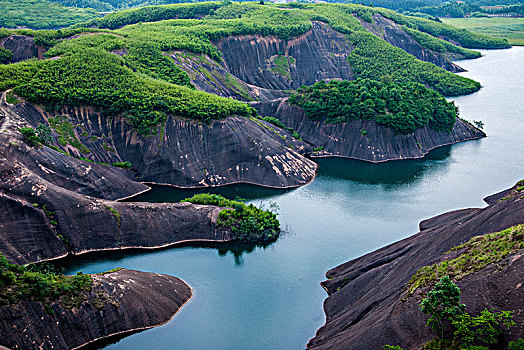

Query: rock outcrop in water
<box><xmin>254</xmin><ymin>98</ymin><xmax>486</xmax><ymax>162</ymax></box>
<box><xmin>308</xmin><ymin>182</ymin><xmax>524</xmax><ymax>349</ymax></box>
<box><xmin>0</xmin><ymin>269</ymin><xmax>192</xmax><ymax>350</ymax></box>
<box><xmin>0</xmin><ymin>92</ymin><xmax>293</xmax><ymax>265</ymax></box>
<box><xmin>6</xmin><ymin>96</ymin><xmax>316</xmax><ymax>189</ymax></box>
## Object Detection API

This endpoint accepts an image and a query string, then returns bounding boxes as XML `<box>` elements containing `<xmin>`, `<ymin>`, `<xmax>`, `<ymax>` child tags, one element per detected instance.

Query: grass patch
<box><xmin>48</xmin><ymin>115</ymin><xmax>90</xmax><ymax>154</ymax></box>
<box><xmin>5</xmin><ymin>91</ymin><xmax>20</xmax><ymax>104</ymax></box>
<box><xmin>0</xmin><ymin>253</ymin><xmax>92</xmax><ymax>308</ymax></box>
<box><xmin>407</xmin><ymin>224</ymin><xmax>524</xmax><ymax>295</ymax></box>
<box><xmin>104</xmin><ymin>205</ymin><xmax>121</xmax><ymax>227</ymax></box>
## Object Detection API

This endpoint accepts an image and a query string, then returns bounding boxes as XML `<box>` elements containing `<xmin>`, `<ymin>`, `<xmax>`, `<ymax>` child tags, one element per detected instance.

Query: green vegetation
<box><xmin>407</xmin><ymin>224</ymin><xmax>524</xmax><ymax>295</ymax></box>
<box><xmin>420</xmin><ymin>276</ymin><xmax>466</xmax><ymax>340</ymax></box>
<box><xmin>442</xmin><ymin>17</ymin><xmax>524</xmax><ymax>46</ymax></box>
<box><xmin>402</xmin><ymin>26</ymin><xmax>481</xmax><ymax>58</ymax></box>
<box><xmin>0</xmin><ymin>2</ymin><xmax>504</xmax><ymax>134</ymax></box>
<box><xmin>19</xmin><ymin>126</ymin><xmax>42</xmax><ymax>147</ymax></box>
<box><xmin>112</xmin><ymin>161</ymin><xmax>132</xmax><ymax>169</ymax></box>
<box><xmin>0</xmin><ymin>0</ymin><xmax>99</xmax><ymax>29</ymax></box>
<box><xmin>261</xmin><ymin>116</ymin><xmax>300</xmax><ymax>138</ymax></box>
<box><xmin>501</xmin><ymin>179</ymin><xmax>524</xmax><ymax>201</ymax></box>
<box><xmin>48</xmin><ymin>116</ymin><xmax>90</xmax><ymax>153</ymax></box>
<box><xmin>0</xmin><ymin>253</ymin><xmax>92</xmax><ymax>308</ymax></box>
<box><xmin>420</xmin><ymin>276</ymin><xmax>515</xmax><ymax>348</ymax></box>
<box><xmin>0</xmin><ymin>47</ymin><xmax>12</xmax><ymax>64</ymax></box>
<box><xmin>182</xmin><ymin>193</ymin><xmax>280</xmax><ymax>243</ymax></box>
<box><xmin>5</xmin><ymin>91</ymin><xmax>20</xmax><ymax>104</ymax></box>
<box><xmin>104</xmin><ymin>205</ymin><xmax>121</xmax><ymax>227</ymax></box>
<box><xmin>290</xmin><ymin>79</ymin><xmax>458</xmax><ymax>134</ymax></box>
<box><xmin>346</xmin><ymin>31</ymin><xmax>481</xmax><ymax>96</ymax></box>
<box><xmin>271</xmin><ymin>55</ymin><xmax>294</xmax><ymax>79</ymax></box>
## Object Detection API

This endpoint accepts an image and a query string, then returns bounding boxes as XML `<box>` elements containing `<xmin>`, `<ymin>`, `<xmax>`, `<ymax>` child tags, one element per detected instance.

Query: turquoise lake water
<box><xmin>65</xmin><ymin>47</ymin><xmax>524</xmax><ymax>350</ymax></box>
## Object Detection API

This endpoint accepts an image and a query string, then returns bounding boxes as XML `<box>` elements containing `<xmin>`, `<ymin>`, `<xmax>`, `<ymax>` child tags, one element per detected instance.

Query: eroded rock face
<box><xmin>0</xmin><ymin>269</ymin><xmax>192</xmax><ymax>350</ymax></box>
<box><xmin>11</xmin><ymin>100</ymin><xmax>316</xmax><ymax>189</ymax></box>
<box><xmin>217</xmin><ymin>22</ymin><xmax>354</xmax><ymax>91</ymax></box>
<box><xmin>308</xmin><ymin>186</ymin><xmax>524</xmax><ymax>350</ymax></box>
<box><xmin>0</xmin><ymin>35</ymin><xmax>44</xmax><ymax>63</ymax></box>
<box><xmin>0</xmin><ymin>93</ymin><xmax>255</xmax><ymax>265</ymax></box>
<box><xmin>359</xmin><ymin>14</ymin><xmax>465</xmax><ymax>73</ymax></box>
<box><xmin>254</xmin><ymin>98</ymin><xmax>485</xmax><ymax>162</ymax></box>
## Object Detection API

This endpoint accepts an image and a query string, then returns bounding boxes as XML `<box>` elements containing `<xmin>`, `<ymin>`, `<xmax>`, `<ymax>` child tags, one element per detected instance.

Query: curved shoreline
<box><xmin>73</xmin><ymin>281</ymin><xmax>194</xmax><ymax>350</ymax></box>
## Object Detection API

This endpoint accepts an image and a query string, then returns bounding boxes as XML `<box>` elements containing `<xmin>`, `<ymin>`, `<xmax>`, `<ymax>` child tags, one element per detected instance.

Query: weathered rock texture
<box><xmin>0</xmin><ymin>35</ymin><xmax>45</xmax><ymax>63</ymax></box>
<box><xmin>0</xmin><ymin>92</ymin><xmax>270</xmax><ymax>265</ymax></box>
<box><xmin>8</xmin><ymin>97</ymin><xmax>316</xmax><ymax>189</ymax></box>
<box><xmin>308</xmin><ymin>184</ymin><xmax>524</xmax><ymax>349</ymax></box>
<box><xmin>217</xmin><ymin>22</ymin><xmax>354</xmax><ymax>91</ymax></box>
<box><xmin>254</xmin><ymin>98</ymin><xmax>486</xmax><ymax>162</ymax></box>
<box><xmin>0</xmin><ymin>269</ymin><xmax>192</xmax><ymax>350</ymax></box>
<box><xmin>359</xmin><ymin>14</ymin><xmax>465</xmax><ymax>73</ymax></box>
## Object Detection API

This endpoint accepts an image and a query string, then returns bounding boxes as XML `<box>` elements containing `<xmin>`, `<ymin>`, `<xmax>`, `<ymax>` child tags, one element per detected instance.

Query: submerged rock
<box><xmin>308</xmin><ymin>182</ymin><xmax>524</xmax><ymax>349</ymax></box>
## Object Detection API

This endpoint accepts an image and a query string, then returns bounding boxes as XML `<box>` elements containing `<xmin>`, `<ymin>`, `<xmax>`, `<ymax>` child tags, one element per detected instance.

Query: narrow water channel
<box><xmin>65</xmin><ymin>47</ymin><xmax>524</xmax><ymax>350</ymax></box>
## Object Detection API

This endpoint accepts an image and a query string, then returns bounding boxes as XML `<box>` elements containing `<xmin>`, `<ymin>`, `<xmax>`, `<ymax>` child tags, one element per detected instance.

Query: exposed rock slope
<box><xmin>0</xmin><ymin>35</ymin><xmax>44</xmax><ymax>63</ymax></box>
<box><xmin>7</xmin><ymin>96</ymin><xmax>316</xmax><ymax>189</ymax></box>
<box><xmin>0</xmin><ymin>269</ymin><xmax>192</xmax><ymax>350</ymax></box>
<box><xmin>308</xmin><ymin>182</ymin><xmax>524</xmax><ymax>349</ymax></box>
<box><xmin>0</xmin><ymin>93</ymin><xmax>277</xmax><ymax>265</ymax></box>
<box><xmin>254</xmin><ymin>98</ymin><xmax>485</xmax><ymax>162</ymax></box>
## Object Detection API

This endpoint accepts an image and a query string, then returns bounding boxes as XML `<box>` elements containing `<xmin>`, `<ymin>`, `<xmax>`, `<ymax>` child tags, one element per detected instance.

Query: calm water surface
<box><xmin>65</xmin><ymin>47</ymin><xmax>524</xmax><ymax>350</ymax></box>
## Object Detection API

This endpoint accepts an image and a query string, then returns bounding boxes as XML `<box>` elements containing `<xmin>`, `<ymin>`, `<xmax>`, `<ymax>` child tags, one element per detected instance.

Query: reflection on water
<box><xmin>125</xmin><ymin>182</ymin><xmax>293</xmax><ymax>203</ymax></box>
<box><xmin>60</xmin><ymin>48</ymin><xmax>524</xmax><ymax>350</ymax></box>
<box><xmin>314</xmin><ymin>145</ymin><xmax>453</xmax><ymax>187</ymax></box>
<box><xmin>127</xmin><ymin>146</ymin><xmax>456</xmax><ymax>204</ymax></box>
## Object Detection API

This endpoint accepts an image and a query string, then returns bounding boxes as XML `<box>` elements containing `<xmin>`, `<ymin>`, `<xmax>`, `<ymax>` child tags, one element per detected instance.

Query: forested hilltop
<box><xmin>0</xmin><ymin>2</ymin><xmax>508</xmax><ymax>133</ymax></box>
<box><xmin>0</xmin><ymin>1</ymin><xmax>499</xmax><ymax>169</ymax></box>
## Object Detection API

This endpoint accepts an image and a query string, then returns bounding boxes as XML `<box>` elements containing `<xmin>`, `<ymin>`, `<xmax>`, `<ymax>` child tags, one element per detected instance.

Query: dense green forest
<box><xmin>0</xmin><ymin>2</ymin><xmax>505</xmax><ymax>133</ymax></box>
<box><xmin>0</xmin><ymin>0</ymin><xmax>99</xmax><ymax>30</ymax></box>
<box><xmin>289</xmin><ymin>79</ymin><xmax>458</xmax><ymax>134</ymax></box>
<box><xmin>324</xmin><ymin>0</ymin><xmax>524</xmax><ymax>18</ymax></box>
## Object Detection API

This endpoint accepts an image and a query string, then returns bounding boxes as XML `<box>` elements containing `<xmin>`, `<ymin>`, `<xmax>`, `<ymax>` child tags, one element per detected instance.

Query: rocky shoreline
<box><xmin>0</xmin><ymin>269</ymin><xmax>192</xmax><ymax>350</ymax></box>
<box><xmin>308</xmin><ymin>181</ymin><xmax>524</xmax><ymax>349</ymax></box>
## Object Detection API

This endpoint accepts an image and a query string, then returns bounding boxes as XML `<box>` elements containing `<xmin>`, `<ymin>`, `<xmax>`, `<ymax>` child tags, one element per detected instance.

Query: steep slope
<box><xmin>254</xmin><ymin>97</ymin><xmax>485</xmax><ymax>162</ymax></box>
<box><xmin>0</xmin><ymin>269</ymin><xmax>192</xmax><ymax>350</ymax></box>
<box><xmin>308</xmin><ymin>181</ymin><xmax>524</xmax><ymax>349</ymax></box>
<box><xmin>0</xmin><ymin>93</ymin><xmax>286</xmax><ymax>265</ymax></box>
<box><xmin>5</xmin><ymin>96</ymin><xmax>316</xmax><ymax>189</ymax></box>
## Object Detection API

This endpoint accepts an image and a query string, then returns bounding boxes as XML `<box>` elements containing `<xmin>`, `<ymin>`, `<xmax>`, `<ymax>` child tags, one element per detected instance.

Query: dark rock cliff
<box><xmin>0</xmin><ymin>92</ymin><xmax>273</xmax><ymax>265</ymax></box>
<box><xmin>0</xmin><ymin>269</ymin><xmax>192</xmax><ymax>350</ymax></box>
<box><xmin>0</xmin><ymin>35</ymin><xmax>44</xmax><ymax>63</ymax></box>
<box><xmin>308</xmin><ymin>184</ymin><xmax>524</xmax><ymax>350</ymax></box>
<box><xmin>217</xmin><ymin>22</ymin><xmax>354</xmax><ymax>91</ymax></box>
<box><xmin>254</xmin><ymin>98</ymin><xmax>485</xmax><ymax>162</ymax></box>
<box><xmin>9</xmin><ymin>98</ymin><xmax>316</xmax><ymax>189</ymax></box>
<box><xmin>359</xmin><ymin>14</ymin><xmax>465</xmax><ymax>73</ymax></box>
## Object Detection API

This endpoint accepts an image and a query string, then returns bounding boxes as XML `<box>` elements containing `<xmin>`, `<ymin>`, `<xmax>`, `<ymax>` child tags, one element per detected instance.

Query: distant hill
<box><xmin>0</xmin><ymin>0</ymin><xmax>100</xmax><ymax>30</ymax></box>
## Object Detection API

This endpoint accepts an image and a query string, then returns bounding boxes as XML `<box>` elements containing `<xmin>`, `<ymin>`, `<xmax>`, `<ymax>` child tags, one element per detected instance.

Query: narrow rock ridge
<box><xmin>0</xmin><ymin>269</ymin><xmax>192</xmax><ymax>350</ymax></box>
<box><xmin>254</xmin><ymin>97</ymin><xmax>486</xmax><ymax>162</ymax></box>
<box><xmin>308</xmin><ymin>185</ymin><xmax>524</xmax><ymax>349</ymax></box>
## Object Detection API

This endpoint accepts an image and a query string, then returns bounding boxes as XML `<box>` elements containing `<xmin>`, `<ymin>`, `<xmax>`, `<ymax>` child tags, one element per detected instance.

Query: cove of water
<box><xmin>64</xmin><ymin>47</ymin><xmax>524</xmax><ymax>350</ymax></box>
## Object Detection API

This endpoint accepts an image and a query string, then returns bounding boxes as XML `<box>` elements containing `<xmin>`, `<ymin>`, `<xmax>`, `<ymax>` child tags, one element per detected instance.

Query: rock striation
<box><xmin>308</xmin><ymin>183</ymin><xmax>524</xmax><ymax>349</ymax></box>
<box><xmin>0</xmin><ymin>269</ymin><xmax>192</xmax><ymax>350</ymax></box>
<box><xmin>7</xmin><ymin>97</ymin><xmax>316</xmax><ymax>189</ymax></box>
<box><xmin>0</xmin><ymin>92</ymin><xmax>293</xmax><ymax>265</ymax></box>
<box><xmin>254</xmin><ymin>98</ymin><xmax>486</xmax><ymax>162</ymax></box>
